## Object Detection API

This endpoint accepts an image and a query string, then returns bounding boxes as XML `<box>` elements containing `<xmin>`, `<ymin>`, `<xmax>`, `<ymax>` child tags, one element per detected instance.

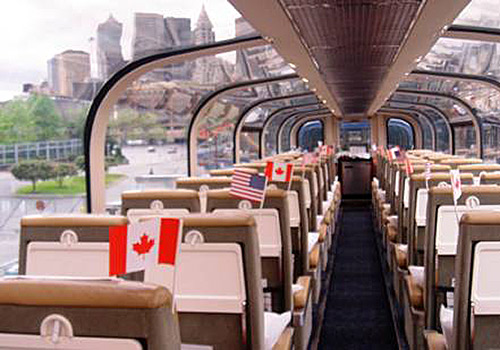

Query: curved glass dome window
<box><xmin>387</xmin><ymin>118</ymin><xmax>415</xmax><ymax>150</ymax></box>
<box><xmin>340</xmin><ymin>121</ymin><xmax>371</xmax><ymax>152</ymax></box>
<box><xmin>298</xmin><ymin>120</ymin><xmax>323</xmax><ymax>152</ymax></box>
<box><xmin>453</xmin><ymin>0</ymin><xmax>500</xmax><ymax>29</ymax></box>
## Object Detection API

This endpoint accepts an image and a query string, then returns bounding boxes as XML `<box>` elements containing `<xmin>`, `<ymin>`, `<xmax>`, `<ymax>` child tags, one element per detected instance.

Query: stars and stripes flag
<box><xmin>230</xmin><ymin>168</ymin><xmax>267</xmax><ymax>203</ymax></box>
<box><xmin>109</xmin><ymin>217</ymin><xmax>182</xmax><ymax>276</ymax></box>
<box><xmin>387</xmin><ymin>146</ymin><xmax>401</xmax><ymax>161</ymax></box>
<box><xmin>265</xmin><ymin>161</ymin><xmax>294</xmax><ymax>182</ymax></box>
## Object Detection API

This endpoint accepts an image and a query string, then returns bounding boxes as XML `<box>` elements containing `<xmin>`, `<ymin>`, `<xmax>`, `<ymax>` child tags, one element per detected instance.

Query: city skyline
<box><xmin>0</xmin><ymin>0</ymin><xmax>241</xmax><ymax>102</ymax></box>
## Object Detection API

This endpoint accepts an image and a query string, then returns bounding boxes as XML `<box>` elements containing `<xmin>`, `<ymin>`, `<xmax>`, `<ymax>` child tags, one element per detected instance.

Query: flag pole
<box><xmin>260</xmin><ymin>177</ymin><xmax>268</xmax><ymax>209</ymax></box>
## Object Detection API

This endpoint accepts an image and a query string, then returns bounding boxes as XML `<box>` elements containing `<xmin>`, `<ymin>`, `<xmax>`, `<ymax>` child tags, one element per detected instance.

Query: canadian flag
<box><xmin>265</xmin><ymin>161</ymin><xmax>294</xmax><ymax>182</ymax></box>
<box><xmin>404</xmin><ymin>153</ymin><xmax>414</xmax><ymax>175</ymax></box>
<box><xmin>450</xmin><ymin>169</ymin><xmax>462</xmax><ymax>205</ymax></box>
<box><xmin>109</xmin><ymin>217</ymin><xmax>182</xmax><ymax>276</ymax></box>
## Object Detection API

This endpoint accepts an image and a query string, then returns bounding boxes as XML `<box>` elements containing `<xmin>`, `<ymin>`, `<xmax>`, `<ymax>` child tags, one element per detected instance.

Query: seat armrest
<box><xmin>424</xmin><ymin>331</ymin><xmax>447</xmax><ymax>350</ymax></box>
<box><xmin>309</xmin><ymin>245</ymin><xmax>320</xmax><ymax>269</ymax></box>
<box><xmin>405</xmin><ymin>275</ymin><xmax>424</xmax><ymax>310</ymax></box>
<box><xmin>318</xmin><ymin>223</ymin><xmax>328</xmax><ymax>243</ymax></box>
<box><xmin>293</xmin><ymin>276</ymin><xmax>311</xmax><ymax>310</ymax></box>
<box><xmin>272</xmin><ymin>327</ymin><xmax>294</xmax><ymax>350</ymax></box>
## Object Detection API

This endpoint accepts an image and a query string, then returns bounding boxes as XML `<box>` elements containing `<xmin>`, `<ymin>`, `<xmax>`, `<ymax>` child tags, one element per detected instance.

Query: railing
<box><xmin>0</xmin><ymin>139</ymin><xmax>83</xmax><ymax>166</ymax></box>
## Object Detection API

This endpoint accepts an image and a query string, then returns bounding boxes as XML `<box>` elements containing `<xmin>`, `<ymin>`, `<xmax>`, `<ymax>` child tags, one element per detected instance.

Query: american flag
<box><xmin>230</xmin><ymin>169</ymin><xmax>267</xmax><ymax>202</ymax></box>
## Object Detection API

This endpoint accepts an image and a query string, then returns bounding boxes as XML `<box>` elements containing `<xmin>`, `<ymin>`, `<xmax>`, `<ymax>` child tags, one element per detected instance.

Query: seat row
<box><xmin>372</xmin><ymin>149</ymin><xmax>500</xmax><ymax>350</ymax></box>
<box><xmin>0</xmin><ymin>151</ymin><xmax>342</xmax><ymax>350</ymax></box>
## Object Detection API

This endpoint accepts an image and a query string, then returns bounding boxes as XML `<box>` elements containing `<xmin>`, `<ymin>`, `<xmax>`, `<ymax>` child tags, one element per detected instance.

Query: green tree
<box><xmin>11</xmin><ymin>160</ymin><xmax>55</xmax><ymax>192</ymax></box>
<box><xmin>0</xmin><ymin>99</ymin><xmax>36</xmax><ymax>144</ymax></box>
<box><xmin>108</xmin><ymin>109</ymin><xmax>166</xmax><ymax>145</ymax></box>
<box><xmin>28</xmin><ymin>95</ymin><xmax>64</xmax><ymax>141</ymax></box>
<box><xmin>54</xmin><ymin>162</ymin><xmax>78</xmax><ymax>187</ymax></box>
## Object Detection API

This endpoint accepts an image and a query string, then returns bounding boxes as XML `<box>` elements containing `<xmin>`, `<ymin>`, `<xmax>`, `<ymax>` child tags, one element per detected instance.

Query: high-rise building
<box><xmin>193</xmin><ymin>5</ymin><xmax>215</xmax><ymax>45</ymax></box>
<box><xmin>132</xmin><ymin>13</ymin><xmax>169</xmax><ymax>60</ymax></box>
<box><xmin>192</xmin><ymin>6</ymin><xmax>231</xmax><ymax>85</ymax></box>
<box><xmin>164</xmin><ymin>17</ymin><xmax>192</xmax><ymax>47</ymax></box>
<box><xmin>47</xmin><ymin>50</ymin><xmax>91</xmax><ymax>97</ymax></box>
<box><xmin>96</xmin><ymin>15</ymin><xmax>125</xmax><ymax>79</ymax></box>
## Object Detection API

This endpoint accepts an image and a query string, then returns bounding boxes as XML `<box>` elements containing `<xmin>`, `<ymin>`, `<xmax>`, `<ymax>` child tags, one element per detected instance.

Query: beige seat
<box><xmin>423</xmin><ymin>186</ymin><xmax>500</xmax><ymax>330</ymax></box>
<box><xmin>206</xmin><ymin>190</ymin><xmax>313</xmax><ymax>350</ymax></box>
<box><xmin>175</xmin><ymin>177</ymin><xmax>233</xmax><ymax>191</ymax></box>
<box><xmin>0</xmin><ymin>278</ymin><xmax>180</xmax><ymax>350</ymax></box>
<box><xmin>428</xmin><ymin>212</ymin><xmax>500</xmax><ymax>350</ymax></box>
<box><xmin>121</xmin><ymin>189</ymin><xmax>201</xmax><ymax>215</ymax></box>
<box><xmin>18</xmin><ymin>215</ymin><xmax>128</xmax><ymax>276</ymax></box>
<box><xmin>438</xmin><ymin>158</ymin><xmax>482</xmax><ymax>168</ymax></box>
<box><xmin>175</xmin><ymin>213</ymin><xmax>293</xmax><ymax>350</ymax></box>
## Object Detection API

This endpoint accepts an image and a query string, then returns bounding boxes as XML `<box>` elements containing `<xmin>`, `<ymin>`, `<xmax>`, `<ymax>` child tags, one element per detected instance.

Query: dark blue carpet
<box><xmin>318</xmin><ymin>205</ymin><xmax>398</xmax><ymax>349</ymax></box>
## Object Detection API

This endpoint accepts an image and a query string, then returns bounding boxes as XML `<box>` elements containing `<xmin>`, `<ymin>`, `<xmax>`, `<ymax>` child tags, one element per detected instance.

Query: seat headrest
<box><xmin>176</xmin><ymin>177</ymin><xmax>231</xmax><ymax>184</ymax></box>
<box><xmin>429</xmin><ymin>185</ymin><xmax>500</xmax><ymax>195</ymax></box>
<box><xmin>458</xmin><ymin>164</ymin><xmax>500</xmax><ymax>171</ymax></box>
<box><xmin>122</xmin><ymin>189</ymin><xmax>199</xmax><ymax>200</ymax></box>
<box><xmin>206</xmin><ymin>188</ymin><xmax>288</xmax><ymax>199</ymax></box>
<box><xmin>410</xmin><ymin>173</ymin><xmax>474</xmax><ymax>182</ymax></box>
<box><xmin>21</xmin><ymin>215</ymin><xmax>128</xmax><ymax>227</ymax></box>
<box><xmin>461</xmin><ymin>211</ymin><xmax>500</xmax><ymax>225</ymax></box>
<box><xmin>182</xmin><ymin>212</ymin><xmax>256</xmax><ymax>227</ymax></box>
<box><xmin>0</xmin><ymin>278</ymin><xmax>171</xmax><ymax>309</ymax></box>
<box><xmin>440</xmin><ymin>158</ymin><xmax>483</xmax><ymax>165</ymax></box>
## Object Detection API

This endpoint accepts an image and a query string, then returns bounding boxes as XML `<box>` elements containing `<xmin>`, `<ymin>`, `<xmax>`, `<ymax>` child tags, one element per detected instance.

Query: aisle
<box><xmin>318</xmin><ymin>204</ymin><xmax>398</xmax><ymax>349</ymax></box>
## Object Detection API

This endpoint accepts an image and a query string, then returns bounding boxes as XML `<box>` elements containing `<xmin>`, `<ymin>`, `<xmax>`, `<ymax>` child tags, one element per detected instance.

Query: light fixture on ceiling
<box><xmin>322</xmin><ymin>100</ymin><xmax>327</xmax><ymax>104</ymax></box>
<box><xmin>289</xmin><ymin>63</ymin><xmax>297</xmax><ymax>69</ymax></box>
<box><xmin>302</xmin><ymin>78</ymin><xmax>309</xmax><ymax>83</ymax></box>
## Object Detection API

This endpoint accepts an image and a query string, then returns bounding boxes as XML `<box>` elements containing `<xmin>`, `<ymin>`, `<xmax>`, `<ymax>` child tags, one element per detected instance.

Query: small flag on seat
<box><xmin>450</xmin><ymin>169</ymin><xmax>462</xmax><ymax>205</ymax></box>
<box><xmin>109</xmin><ymin>218</ymin><xmax>182</xmax><ymax>276</ymax></box>
<box><xmin>265</xmin><ymin>161</ymin><xmax>294</xmax><ymax>182</ymax></box>
<box><xmin>403</xmin><ymin>152</ymin><xmax>413</xmax><ymax>175</ymax></box>
<box><xmin>230</xmin><ymin>168</ymin><xmax>267</xmax><ymax>202</ymax></box>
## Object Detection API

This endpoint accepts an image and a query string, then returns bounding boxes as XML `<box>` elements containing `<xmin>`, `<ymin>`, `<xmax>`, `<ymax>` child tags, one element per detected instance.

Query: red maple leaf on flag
<box><xmin>275</xmin><ymin>167</ymin><xmax>284</xmax><ymax>175</ymax></box>
<box><xmin>133</xmin><ymin>234</ymin><xmax>155</xmax><ymax>257</ymax></box>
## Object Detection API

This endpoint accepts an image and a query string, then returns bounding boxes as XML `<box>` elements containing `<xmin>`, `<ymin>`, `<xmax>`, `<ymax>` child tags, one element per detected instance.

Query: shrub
<box><xmin>11</xmin><ymin>160</ymin><xmax>55</xmax><ymax>192</ymax></box>
<box><xmin>54</xmin><ymin>162</ymin><xmax>78</xmax><ymax>187</ymax></box>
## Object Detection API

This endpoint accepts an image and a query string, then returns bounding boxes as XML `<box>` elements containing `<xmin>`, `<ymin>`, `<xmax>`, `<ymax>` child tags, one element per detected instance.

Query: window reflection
<box><xmin>387</xmin><ymin>118</ymin><xmax>414</xmax><ymax>150</ymax></box>
<box><xmin>298</xmin><ymin>121</ymin><xmax>324</xmax><ymax>152</ymax></box>
<box><xmin>454</xmin><ymin>0</ymin><xmax>500</xmax><ymax>29</ymax></box>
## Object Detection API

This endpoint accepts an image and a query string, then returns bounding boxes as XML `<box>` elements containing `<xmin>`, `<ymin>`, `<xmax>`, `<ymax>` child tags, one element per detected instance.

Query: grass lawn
<box><xmin>16</xmin><ymin>174</ymin><xmax>126</xmax><ymax>195</ymax></box>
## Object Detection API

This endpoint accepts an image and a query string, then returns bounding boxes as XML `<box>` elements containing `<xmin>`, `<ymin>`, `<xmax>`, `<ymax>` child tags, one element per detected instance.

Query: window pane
<box><xmin>387</xmin><ymin>118</ymin><xmax>414</xmax><ymax>150</ymax></box>
<box><xmin>454</xmin><ymin>0</ymin><xmax>500</xmax><ymax>29</ymax></box>
<box><xmin>340</xmin><ymin>121</ymin><xmax>371</xmax><ymax>151</ymax></box>
<box><xmin>298</xmin><ymin>121</ymin><xmax>324</xmax><ymax>152</ymax></box>
<box><xmin>454</xmin><ymin>125</ymin><xmax>477</xmax><ymax>157</ymax></box>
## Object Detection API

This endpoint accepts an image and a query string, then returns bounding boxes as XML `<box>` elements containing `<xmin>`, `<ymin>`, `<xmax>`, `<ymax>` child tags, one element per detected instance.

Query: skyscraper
<box><xmin>132</xmin><ymin>13</ymin><xmax>169</xmax><ymax>60</ymax></box>
<box><xmin>96</xmin><ymin>15</ymin><xmax>125</xmax><ymax>79</ymax></box>
<box><xmin>47</xmin><ymin>50</ymin><xmax>91</xmax><ymax>97</ymax></box>
<box><xmin>191</xmin><ymin>6</ymin><xmax>231</xmax><ymax>85</ymax></box>
<box><xmin>164</xmin><ymin>17</ymin><xmax>192</xmax><ymax>48</ymax></box>
<box><xmin>193</xmin><ymin>5</ymin><xmax>215</xmax><ymax>45</ymax></box>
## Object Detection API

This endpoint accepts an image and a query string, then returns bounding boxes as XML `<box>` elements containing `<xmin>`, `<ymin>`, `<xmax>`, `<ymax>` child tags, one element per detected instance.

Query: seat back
<box><xmin>480</xmin><ymin>172</ymin><xmax>500</xmax><ymax>185</ymax></box>
<box><xmin>121</xmin><ymin>189</ymin><xmax>200</xmax><ymax>215</ymax></box>
<box><xmin>206</xmin><ymin>189</ymin><xmax>293</xmax><ymax>313</ymax></box>
<box><xmin>271</xmin><ymin>176</ymin><xmax>311</xmax><ymax>276</ymax></box>
<box><xmin>175</xmin><ymin>177</ymin><xmax>233</xmax><ymax>191</ymax></box>
<box><xmin>396</xmin><ymin>164</ymin><xmax>450</xmax><ymax>237</ymax></box>
<box><xmin>450</xmin><ymin>212</ymin><xmax>500</xmax><ymax>349</ymax></box>
<box><xmin>0</xmin><ymin>278</ymin><xmax>180</xmax><ymax>350</ymax></box>
<box><xmin>424</xmin><ymin>186</ymin><xmax>500</xmax><ymax>329</ymax></box>
<box><xmin>406</xmin><ymin>173</ymin><xmax>473</xmax><ymax>264</ymax></box>
<box><xmin>19</xmin><ymin>215</ymin><xmax>128</xmax><ymax>276</ymax></box>
<box><xmin>294</xmin><ymin>168</ymin><xmax>318</xmax><ymax>231</ymax></box>
<box><xmin>176</xmin><ymin>213</ymin><xmax>264</xmax><ymax>350</ymax></box>
<box><xmin>439</xmin><ymin>158</ymin><xmax>482</xmax><ymax>168</ymax></box>
<box><xmin>458</xmin><ymin>164</ymin><xmax>500</xmax><ymax>177</ymax></box>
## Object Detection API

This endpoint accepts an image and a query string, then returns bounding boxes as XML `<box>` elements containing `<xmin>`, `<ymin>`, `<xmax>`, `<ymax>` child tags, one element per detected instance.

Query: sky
<box><xmin>0</xmin><ymin>0</ymin><xmax>242</xmax><ymax>101</ymax></box>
